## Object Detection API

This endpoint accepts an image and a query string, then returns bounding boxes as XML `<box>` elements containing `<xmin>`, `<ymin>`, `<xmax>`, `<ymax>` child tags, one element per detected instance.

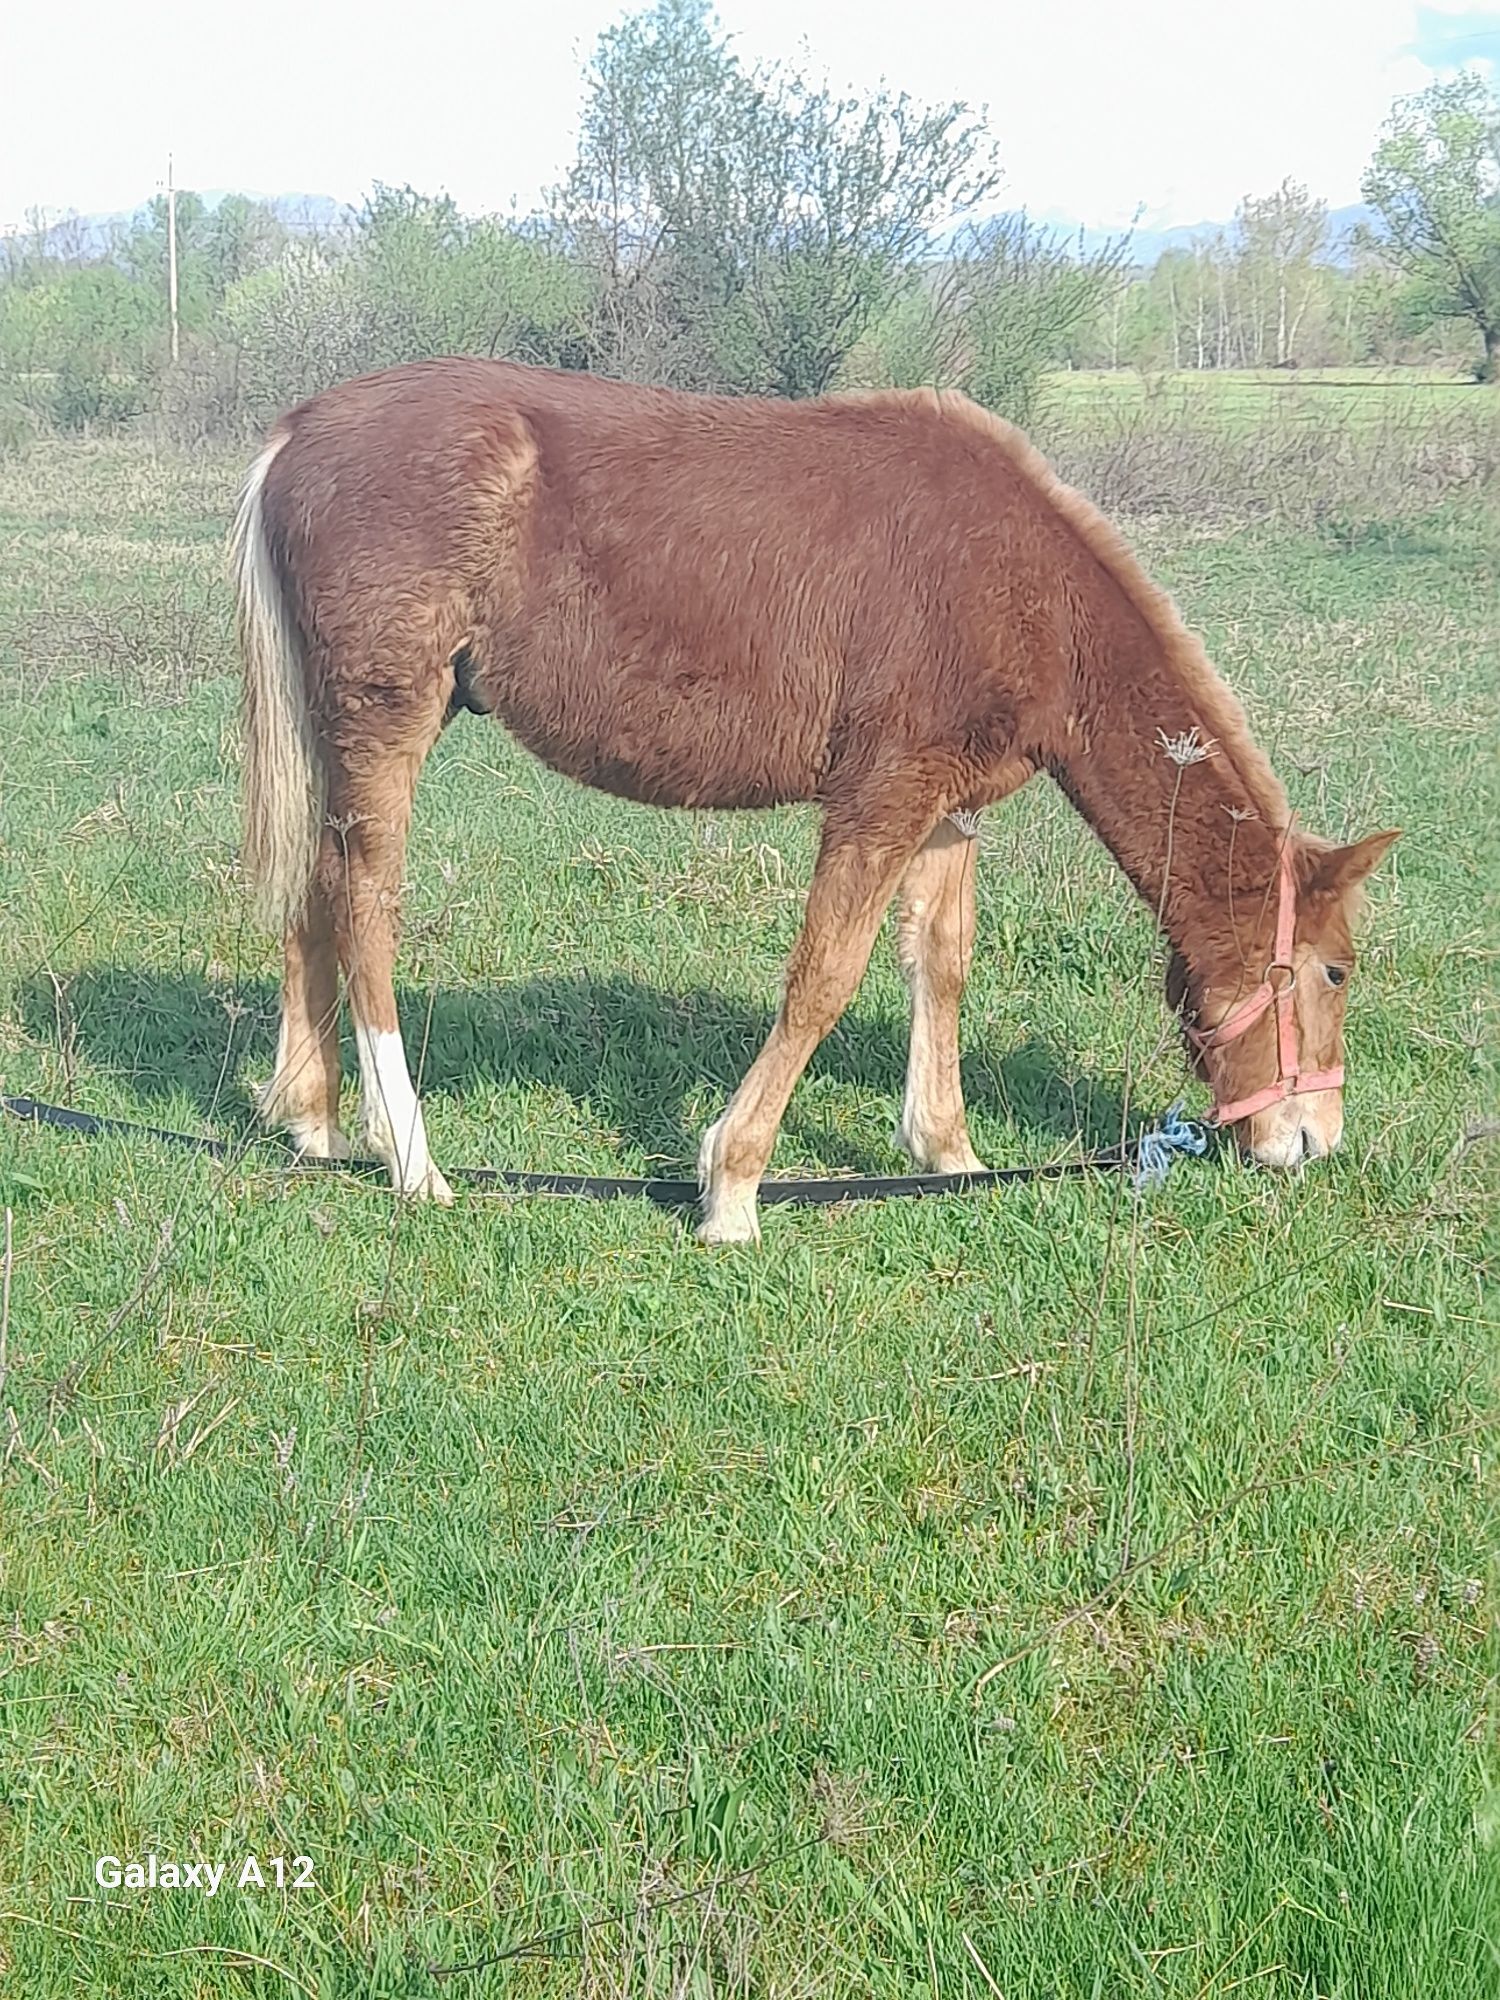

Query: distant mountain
<box><xmin>17</xmin><ymin>188</ymin><xmax>1380</xmax><ymax>270</ymax></box>
<box><xmin>948</xmin><ymin>203</ymin><xmax>1377</xmax><ymax>269</ymax></box>
<box><xmin>10</xmin><ymin>190</ymin><xmax>349</xmax><ymax>256</ymax></box>
<box><xmin>206</xmin><ymin>190</ymin><xmax>347</xmax><ymax>230</ymax></box>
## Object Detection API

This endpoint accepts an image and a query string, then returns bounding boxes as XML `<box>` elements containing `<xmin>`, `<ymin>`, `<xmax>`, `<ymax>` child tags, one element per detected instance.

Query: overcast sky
<box><xmin>2</xmin><ymin>1</ymin><xmax>1496</xmax><ymax>236</ymax></box>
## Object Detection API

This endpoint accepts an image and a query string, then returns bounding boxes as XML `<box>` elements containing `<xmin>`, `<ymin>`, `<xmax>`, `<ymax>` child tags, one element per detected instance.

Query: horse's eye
<box><xmin>1325</xmin><ymin>964</ymin><xmax>1347</xmax><ymax>988</ymax></box>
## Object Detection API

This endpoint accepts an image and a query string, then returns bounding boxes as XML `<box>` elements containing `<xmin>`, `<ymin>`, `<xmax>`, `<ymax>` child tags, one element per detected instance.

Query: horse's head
<box><xmin>1168</xmin><ymin>828</ymin><xmax>1399</xmax><ymax>1167</ymax></box>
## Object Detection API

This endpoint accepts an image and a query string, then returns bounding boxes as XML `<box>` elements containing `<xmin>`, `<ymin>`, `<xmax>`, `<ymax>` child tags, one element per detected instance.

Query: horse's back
<box><xmin>257</xmin><ymin>360</ymin><xmax>1019</xmax><ymax>811</ymax></box>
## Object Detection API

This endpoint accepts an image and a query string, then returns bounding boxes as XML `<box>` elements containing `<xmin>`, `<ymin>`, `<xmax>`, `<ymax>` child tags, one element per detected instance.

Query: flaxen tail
<box><xmin>231</xmin><ymin>434</ymin><xmax>324</xmax><ymax>933</ymax></box>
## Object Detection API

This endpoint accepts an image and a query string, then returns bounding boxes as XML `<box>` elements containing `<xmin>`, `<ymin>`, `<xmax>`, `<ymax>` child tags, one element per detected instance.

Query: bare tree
<box><xmin>1235</xmin><ymin>179</ymin><xmax>1327</xmax><ymax>367</ymax></box>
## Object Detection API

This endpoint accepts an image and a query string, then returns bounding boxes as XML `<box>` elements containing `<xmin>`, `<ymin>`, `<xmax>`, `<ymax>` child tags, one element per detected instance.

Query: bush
<box><xmin>0</xmin><ymin>394</ymin><xmax>42</xmax><ymax>452</ymax></box>
<box><xmin>0</xmin><ymin>263</ymin><xmax>161</xmax><ymax>430</ymax></box>
<box><xmin>49</xmin><ymin>363</ymin><xmax>150</xmax><ymax>432</ymax></box>
<box><xmin>841</xmin><ymin>219</ymin><xmax>1129</xmax><ymax>426</ymax></box>
<box><xmin>210</xmin><ymin>197</ymin><xmax>597</xmax><ymax>425</ymax></box>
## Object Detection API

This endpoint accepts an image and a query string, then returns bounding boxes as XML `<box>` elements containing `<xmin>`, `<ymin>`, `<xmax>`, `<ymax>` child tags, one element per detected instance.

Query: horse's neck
<box><xmin>1048</xmin><ymin>598</ymin><xmax>1288</xmax><ymax>958</ymax></box>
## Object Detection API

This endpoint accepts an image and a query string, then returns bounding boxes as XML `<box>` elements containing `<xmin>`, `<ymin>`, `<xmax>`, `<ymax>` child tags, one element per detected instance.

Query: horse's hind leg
<box><xmin>257</xmin><ymin>872</ymin><xmax>349</xmax><ymax>1159</ymax></box>
<box><xmin>893</xmin><ymin>817</ymin><xmax>985</xmax><ymax>1175</ymax></box>
<box><xmin>321</xmin><ymin>726</ymin><xmax>452</xmax><ymax>1204</ymax></box>
<box><xmin>698</xmin><ymin>787</ymin><xmax>941</xmax><ymax>1244</ymax></box>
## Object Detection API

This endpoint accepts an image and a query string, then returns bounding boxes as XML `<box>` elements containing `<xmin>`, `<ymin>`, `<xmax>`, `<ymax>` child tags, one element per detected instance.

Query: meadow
<box><xmin>0</xmin><ymin>381</ymin><xmax>1496</xmax><ymax>1997</ymax></box>
<box><xmin>1046</xmin><ymin>365</ymin><xmax>1481</xmax><ymax>430</ymax></box>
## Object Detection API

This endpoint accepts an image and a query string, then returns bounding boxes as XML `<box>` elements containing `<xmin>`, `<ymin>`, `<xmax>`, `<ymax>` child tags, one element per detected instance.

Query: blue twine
<box><xmin>1131</xmin><ymin>1100</ymin><xmax>1210</xmax><ymax>1189</ymax></box>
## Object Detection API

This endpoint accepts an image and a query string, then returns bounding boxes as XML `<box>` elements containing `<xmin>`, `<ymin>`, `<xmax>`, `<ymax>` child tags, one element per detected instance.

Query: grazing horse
<box><xmin>232</xmin><ymin>360</ymin><xmax>1397</xmax><ymax>1242</ymax></box>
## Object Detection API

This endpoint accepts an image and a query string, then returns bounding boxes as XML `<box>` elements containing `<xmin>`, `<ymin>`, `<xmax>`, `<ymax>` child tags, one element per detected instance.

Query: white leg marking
<box><xmin>696</xmin><ymin>1112</ymin><xmax>761</xmax><ymax>1246</ymax></box>
<box><xmin>355</xmin><ymin>1024</ymin><xmax>453</xmax><ymax>1204</ymax></box>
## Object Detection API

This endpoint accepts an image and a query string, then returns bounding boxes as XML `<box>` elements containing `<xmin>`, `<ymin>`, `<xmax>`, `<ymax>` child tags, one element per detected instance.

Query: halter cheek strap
<box><xmin>1186</xmin><ymin>837</ymin><xmax>1344</xmax><ymax>1127</ymax></box>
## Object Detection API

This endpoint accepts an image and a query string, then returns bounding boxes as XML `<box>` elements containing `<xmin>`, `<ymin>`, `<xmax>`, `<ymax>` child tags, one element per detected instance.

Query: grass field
<box><xmin>1042</xmin><ymin>366</ymin><xmax>1490</xmax><ymax>433</ymax></box>
<box><xmin>0</xmin><ymin>425</ymin><xmax>1497</xmax><ymax>1997</ymax></box>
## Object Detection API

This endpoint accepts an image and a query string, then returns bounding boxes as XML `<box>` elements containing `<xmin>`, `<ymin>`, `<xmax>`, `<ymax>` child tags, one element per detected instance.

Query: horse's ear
<box><xmin>1303</xmin><ymin>829</ymin><xmax>1401</xmax><ymax>900</ymax></box>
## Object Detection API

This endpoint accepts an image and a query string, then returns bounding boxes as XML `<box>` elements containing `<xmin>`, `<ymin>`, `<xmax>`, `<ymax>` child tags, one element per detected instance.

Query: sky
<box><xmin>1</xmin><ymin>0</ymin><xmax>1496</xmax><ymax>236</ymax></box>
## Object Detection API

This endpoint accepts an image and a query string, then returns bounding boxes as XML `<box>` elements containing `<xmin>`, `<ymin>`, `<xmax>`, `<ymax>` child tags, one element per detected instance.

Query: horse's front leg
<box><xmin>893</xmin><ymin>815</ymin><xmax>986</xmax><ymax>1174</ymax></box>
<box><xmin>697</xmin><ymin>786</ymin><xmax>941</xmax><ymax>1244</ymax></box>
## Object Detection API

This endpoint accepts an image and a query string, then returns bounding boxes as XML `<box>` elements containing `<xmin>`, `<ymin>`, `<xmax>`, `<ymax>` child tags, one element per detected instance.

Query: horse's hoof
<box><xmin>251</xmin><ymin>1074</ymin><xmax>293</xmax><ymax>1126</ymax></box>
<box><xmin>697</xmin><ymin>1191</ymin><xmax>761</xmax><ymax>1246</ymax></box>
<box><xmin>292</xmin><ymin>1124</ymin><xmax>353</xmax><ymax>1162</ymax></box>
<box><xmin>893</xmin><ymin>1122</ymin><xmax>986</xmax><ymax>1175</ymax></box>
<box><xmin>395</xmin><ymin>1163</ymin><xmax>455</xmax><ymax>1206</ymax></box>
<box><xmin>696</xmin><ymin>1115</ymin><xmax>759</xmax><ymax>1243</ymax></box>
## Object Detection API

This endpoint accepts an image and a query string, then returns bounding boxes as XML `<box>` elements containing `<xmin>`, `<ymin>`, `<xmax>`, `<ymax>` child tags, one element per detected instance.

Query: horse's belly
<box><xmin>502</xmin><ymin>702</ymin><xmax>810</xmax><ymax>810</ymax></box>
<box><xmin>477</xmin><ymin>639</ymin><xmax>828</xmax><ymax>810</ymax></box>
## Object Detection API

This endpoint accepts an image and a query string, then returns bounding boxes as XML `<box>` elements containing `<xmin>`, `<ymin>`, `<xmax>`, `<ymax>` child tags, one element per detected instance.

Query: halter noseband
<box><xmin>1186</xmin><ymin>836</ymin><xmax>1344</xmax><ymax>1128</ymax></box>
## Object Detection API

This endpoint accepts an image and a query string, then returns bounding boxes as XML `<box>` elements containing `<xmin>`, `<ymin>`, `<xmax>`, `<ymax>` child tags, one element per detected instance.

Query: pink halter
<box><xmin>1187</xmin><ymin>835</ymin><xmax>1344</xmax><ymax>1127</ymax></box>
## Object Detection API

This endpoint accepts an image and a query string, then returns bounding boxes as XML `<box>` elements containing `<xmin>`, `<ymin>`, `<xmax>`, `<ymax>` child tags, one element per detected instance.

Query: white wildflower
<box><xmin>1158</xmin><ymin>727</ymin><xmax>1215</xmax><ymax>766</ymax></box>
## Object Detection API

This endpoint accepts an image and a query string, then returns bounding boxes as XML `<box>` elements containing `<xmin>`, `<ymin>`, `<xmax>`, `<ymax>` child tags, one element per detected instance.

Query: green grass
<box><xmin>1041</xmin><ymin>365</ymin><xmax>1490</xmax><ymax>433</ymax></box>
<box><xmin>0</xmin><ymin>436</ymin><xmax>1497</xmax><ymax>1998</ymax></box>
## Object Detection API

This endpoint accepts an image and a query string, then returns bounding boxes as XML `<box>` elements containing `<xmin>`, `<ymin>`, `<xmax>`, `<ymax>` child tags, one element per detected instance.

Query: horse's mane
<box><xmin>870</xmin><ymin>388</ymin><xmax>1292</xmax><ymax>828</ymax></box>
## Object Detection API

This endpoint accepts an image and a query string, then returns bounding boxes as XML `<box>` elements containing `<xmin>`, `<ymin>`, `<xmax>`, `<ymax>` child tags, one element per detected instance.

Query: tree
<box><xmin>0</xmin><ymin>262</ymin><xmax>161</xmax><ymax>427</ymax></box>
<box><xmin>1235</xmin><ymin>179</ymin><xmax>1327</xmax><ymax>367</ymax></box>
<box><xmin>733</xmin><ymin>76</ymin><xmax>1007</xmax><ymax>399</ymax></box>
<box><xmin>1362</xmin><ymin>73</ymin><xmax>1500</xmax><ymax>380</ymax></box>
<box><xmin>948</xmin><ymin>216</ymin><xmax>1131</xmax><ymax>423</ymax></box>
<box><xmin>121</xmin><ymin>192</ymin><xmax>213</xmax><ymax>333</ymax></box>
<box><xmin>557</xmin><ymin>0</ymin><xmax>748</xmax><ymax>385</ymax></box>
<box><xmin>202</xmin><ymin>195</ymin><xmax>287</xmax><ymax>297</ymax></box>
<box><xmin>560</xmin><ymin>0</ymin><xmax>1002</xmax><ymax>395</ymax></box>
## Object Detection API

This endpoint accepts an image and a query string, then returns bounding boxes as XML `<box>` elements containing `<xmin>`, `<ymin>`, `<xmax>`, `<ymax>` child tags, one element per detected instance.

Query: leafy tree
<box><xmin>114</xmin><ymin>190</ymin><xmax>287</xmax><ymax>342</ymax></box>
<box><xmin>345</xmin><ymin>187</ymin><xmax>591</xmax><ymax>371</ymax></box>
<box><xmin>560</xmin><ymin>0</ymin><xmax>777</xmax><ymax>386</ymax></box>
<box><xmin>202</xmin><ymin>195</ymin><xmax>288</xmax><ymax>297</ymax></box>
<box><xmin>560</xmin><ymin>0</ymin><xmax>1001</xmax><ymax>395</ymax></box>
<box><xmin>734</xmin><ymin>76</ymin><xmax>1005</xmax><ymax>397</ymax></box>
<box><xmin>1362</xmin><ymin>73</ymin><xmax>1500</xmax><ymax>380</ymax></box>
<box><xmin>121</xmin><ymin>192</ymin><xmax>214</xmax><ymax>332</ymax></box>
<box><xmin>843</xmin><ymin>271</ymin><xmax>970</xmax><ymax>392</ymax></box>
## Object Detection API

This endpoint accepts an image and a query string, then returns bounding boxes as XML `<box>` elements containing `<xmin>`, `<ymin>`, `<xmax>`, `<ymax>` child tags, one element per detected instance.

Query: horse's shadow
<box><xmin>22</xmin><ymin>966</ymin><xmax>1129</xmax><ymax>1172</ymax></box>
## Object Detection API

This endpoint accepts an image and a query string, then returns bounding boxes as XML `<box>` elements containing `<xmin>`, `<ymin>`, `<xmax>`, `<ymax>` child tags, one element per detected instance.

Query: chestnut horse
<box><xmin>233</xmin><ymin>360</ymin><xmax>1396</xmax><ymax>1242</ymax></box>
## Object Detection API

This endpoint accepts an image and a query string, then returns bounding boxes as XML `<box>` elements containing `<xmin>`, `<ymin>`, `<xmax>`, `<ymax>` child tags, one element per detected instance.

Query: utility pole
<box><xmin>167</xmin><ymin>155</ymin><xmax>179</xmax><ymax>364</ymax></box>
